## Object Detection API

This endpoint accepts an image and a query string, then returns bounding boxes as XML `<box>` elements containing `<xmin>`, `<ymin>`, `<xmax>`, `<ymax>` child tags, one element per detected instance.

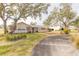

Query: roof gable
<box><xmin>17</xmin><ymin>22</ymin><xmax>31</xmax><ymax>27</ymax></box>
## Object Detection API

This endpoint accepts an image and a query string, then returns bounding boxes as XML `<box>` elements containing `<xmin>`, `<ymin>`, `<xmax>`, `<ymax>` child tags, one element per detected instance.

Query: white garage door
<box><xmin>13</xmin><ymin>29</ymin><xmax>27</xmax><ymax>33</ymax></box>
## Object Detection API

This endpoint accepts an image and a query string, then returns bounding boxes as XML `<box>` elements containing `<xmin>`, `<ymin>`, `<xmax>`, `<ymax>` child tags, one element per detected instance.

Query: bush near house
<box><xmin>63</xmin><ymin>28</ymin><xmax>70</xmax><ymax>34</ymax></box>
<box><xmin>0</xmin><ymin>33</ymin><xmax>46</xmax><ymax>55</ymax></box>
<box><xmin>6</xmin><ymin>34</ymin><xmax>27</xmax><ymax>41</ymax></box>
<box><xmin>60</xmin><ymin>28</ymin><xmax>70</xmax><ymax>34</ymax></box>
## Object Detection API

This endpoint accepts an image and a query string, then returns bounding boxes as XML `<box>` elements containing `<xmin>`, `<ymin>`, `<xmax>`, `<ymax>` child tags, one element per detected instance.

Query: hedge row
<box><xmin>6</xmin><ymin>34</ymin><xmax>27</xmax><ymax>41</ymax></box>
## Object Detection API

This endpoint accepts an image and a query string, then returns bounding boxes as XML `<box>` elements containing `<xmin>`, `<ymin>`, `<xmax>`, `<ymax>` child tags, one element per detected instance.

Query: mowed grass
<box><xmin>0</xmin><ymin>33</ymin><xmax>46</xmax><ymax>56</ymax></box>
<box><xmin>1</xmin><ymin>30</ymin><xmax>79</xmax><ymax>55</ymax></box>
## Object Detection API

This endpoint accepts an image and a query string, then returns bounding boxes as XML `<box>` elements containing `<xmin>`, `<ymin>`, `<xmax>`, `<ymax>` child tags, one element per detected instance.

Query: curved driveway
<box><xmin>32</xmin><ymin>35</ymin><xmax>79</xmax><ymax>56</ymax></box>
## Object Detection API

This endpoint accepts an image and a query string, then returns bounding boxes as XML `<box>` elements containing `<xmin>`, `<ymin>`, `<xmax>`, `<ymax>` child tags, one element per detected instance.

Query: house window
<box><xmin>17</xmin><ymin>29</ymin><xmax>26</xmax><ymax>31</ymax></box>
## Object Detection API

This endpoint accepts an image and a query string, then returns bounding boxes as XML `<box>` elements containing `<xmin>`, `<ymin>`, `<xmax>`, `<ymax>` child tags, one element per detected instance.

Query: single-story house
<box><xmin>14</xmin><ymin>22</ymin><xmax>33</xmax><ymax>33</ymax></box>
<box><xmin>8</xmin><ymin>22</ymin><xmax>50</xmax><ymax>33</ymax></box>
<box><xmin>8</xmin><ymin>22</ymin><xmax>32</xmax><ymax>33</ymax></box>
<box><xmin>8</xmin><ymin>22</ymin><xmax>40</xmax><ymax>33</ymax></box>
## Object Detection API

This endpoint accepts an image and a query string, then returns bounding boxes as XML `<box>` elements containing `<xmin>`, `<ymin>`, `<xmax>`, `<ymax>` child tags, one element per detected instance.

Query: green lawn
<box><xmin>0</xmin><ymin>33</ymin><xmax>46</xmax><ymax>56</ymax></box>
<box><xmin>0</xmin><ymin>30</ymin><xmax>79</xmax><ymax>55</ymax></box>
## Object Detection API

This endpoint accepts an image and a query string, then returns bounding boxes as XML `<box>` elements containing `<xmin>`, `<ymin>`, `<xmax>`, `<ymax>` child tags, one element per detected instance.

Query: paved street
<box><xmin>32</xmin><ymin>35</ymin><xmax>79</xmax><ymax>56</ymax></box>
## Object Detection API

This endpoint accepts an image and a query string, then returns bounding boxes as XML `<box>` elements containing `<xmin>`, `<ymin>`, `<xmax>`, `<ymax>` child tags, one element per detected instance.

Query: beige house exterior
<box><xmin>14</xmin><ymin>22</ymin><xmax>32</xmax><ymax>33</ymax></box>
<box><xmin>8</xmin><ymin>22</ymin><xmax>32</xmax><ymax>33</ymax></box>
<box><xmin>38</xmin><ymin>27</ymin><xmax>48</xmax><ymax>32</ymax></box>
<box><xmin>8</xmin><ymin>22</ymin><xmax>49</xmax><ymax>33</ymax></box>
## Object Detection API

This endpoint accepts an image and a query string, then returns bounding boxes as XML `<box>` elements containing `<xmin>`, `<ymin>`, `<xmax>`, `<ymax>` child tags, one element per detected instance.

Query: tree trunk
<box><xmin>13</xmin><ymin>21</ymin><xmax>17</xmax><ymax>31</ymax></box>
<box><xmin>3</xmin><ymin>20</ymin><xmax>7</xmax><ymax>34</ymax></box>
<box><xmin>9</xmin><ymin>21</ymin><xmax>17</xmax><ymax>34</ymax></box>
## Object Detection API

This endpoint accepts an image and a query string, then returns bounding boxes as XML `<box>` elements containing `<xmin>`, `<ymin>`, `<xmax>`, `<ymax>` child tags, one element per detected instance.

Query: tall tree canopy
<box><xmin>0</xmin><ymin>3</ymin><xmax>10</xmax><ymax>34</ymax></box>
<box><xmin>0</xmin><ymin>3</ymin><xmax>50</xmax><ymax>34</ymax></box>
<box><xmin>44</xmin><ymin>7</ymin><xmax>59</xmax><ymax>27</ymax></box>
<box><xmin>59</xmin><ymin>3</ymin><xmax>76</xmax><ymax>28</ymax></box>
<box><xmin>44</xmin><ymin>3</ymin><xmax>76</xmax><ymax>29</ymax></box>
<box><xmin>8</xmin><ymin>3</ymin><xmax>49</xmax><ymax>31</ymax></box>
<box><xmin>71</xmin><ymin>16</ymin><xmax>79</xmax><ymax>27</ymax></box>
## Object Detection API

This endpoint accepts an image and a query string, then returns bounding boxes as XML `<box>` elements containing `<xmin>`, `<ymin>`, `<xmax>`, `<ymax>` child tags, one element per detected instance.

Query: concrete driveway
<box><xmin>32</xmin><ymin>34</ymin><xmax>79</xmax><ymax>56</ymax></box>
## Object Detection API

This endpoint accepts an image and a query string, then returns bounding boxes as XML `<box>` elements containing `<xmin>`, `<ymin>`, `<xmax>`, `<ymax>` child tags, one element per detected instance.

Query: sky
<box><xmin>0</xmin><ymin>3</ymin><xmax>79</xmax><ymax>26</ymax></box>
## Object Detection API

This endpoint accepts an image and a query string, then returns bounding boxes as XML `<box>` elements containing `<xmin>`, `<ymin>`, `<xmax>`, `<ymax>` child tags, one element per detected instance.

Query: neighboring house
<box><xmin>68</xmin><ymin>26</ymin><xmax>77</xmax><ymax>30</ymax></box>
<box><xmin>49</xmin><ymin>26</ymin><xmax>61</xmax><ymax>31</ymax></box>
<box><xmin>48</xmin><ymin>25</ymin><xmax>77</xmax><ymax>31</ymax></box>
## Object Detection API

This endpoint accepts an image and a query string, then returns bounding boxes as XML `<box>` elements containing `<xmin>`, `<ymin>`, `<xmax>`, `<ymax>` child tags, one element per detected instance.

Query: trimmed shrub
<box><xmin>6</xmin><ymin>34</ymin><xmax>27</xmax><ymax>41</ymax></box>
<box><xmin>63</xmin><ymin>28</ymin><xmax>69</xmax><ymax>34</ymax></box>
